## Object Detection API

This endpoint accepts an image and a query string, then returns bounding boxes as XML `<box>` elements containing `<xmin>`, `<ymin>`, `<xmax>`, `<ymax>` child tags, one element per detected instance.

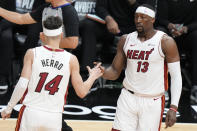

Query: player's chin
<box><xmin>136</xmin><ymin>27</ymin><xmax>143</xmax><ymax>33</ymax></box>
<box><xmin>137</xmin><ymin>30</ymin><xmax>144</xmax><ymax>34</ymax></box>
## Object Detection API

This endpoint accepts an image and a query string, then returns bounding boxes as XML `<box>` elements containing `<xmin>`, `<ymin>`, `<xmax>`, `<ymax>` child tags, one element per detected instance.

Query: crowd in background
<box><xmin>0</xmin><ymin>0</ymin><xmax>197</xmax><ymax>105</ymax></box>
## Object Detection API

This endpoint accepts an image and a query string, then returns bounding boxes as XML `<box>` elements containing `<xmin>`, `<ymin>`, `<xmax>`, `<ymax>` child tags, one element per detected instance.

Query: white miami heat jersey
<box><xmin>123</xmin><ymin>30</ymin><xmax>168</xmax><ymax>96</ymax></box>
<box><xmin>23</xmin><ymin>46</ymin><xmax>71</xmax><ymax>112</ymax></box>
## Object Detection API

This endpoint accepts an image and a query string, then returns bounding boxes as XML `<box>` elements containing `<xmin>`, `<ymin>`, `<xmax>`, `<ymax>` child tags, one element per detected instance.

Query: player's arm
<box><xmin>102</xmin><ymin>35</ymin><xmax>127</xmax><ymax>80</ymax></box>
<box><xmin>0</xmin><ymin>7</ymin><xmax>36</xmax><ymax>24</ymax></box>
<box><xmin>1</xmin><ymin>49</ymin><xmax>33</xmax><ymax>120</ymax></box>
<box><xmin>161</xmin><ymin>35</ymin><xmax>182</xmax><ymax>128</ymax></box>
<box><xmin>162</xmin><ymin>35</ymin><xmax>182</xmax><ymax>108</ymax></box>
<box><xmin>70</xmin><ymin>55</ymin><xmax>103</xmax><ymax>98</ymax></box>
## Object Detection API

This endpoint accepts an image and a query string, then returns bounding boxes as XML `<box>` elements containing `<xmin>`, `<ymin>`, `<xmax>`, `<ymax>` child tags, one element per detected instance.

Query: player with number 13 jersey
<box><xmin>123</xmin><ymin>30</ymin><xmax>167</xmax><ymax>96</ymax></box>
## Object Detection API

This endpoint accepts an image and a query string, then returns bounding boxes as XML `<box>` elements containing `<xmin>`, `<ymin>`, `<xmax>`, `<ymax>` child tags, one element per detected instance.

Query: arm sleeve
<box><xmin>5</xmin><ymin>77</ymin><xmax>29</xmax><ymax>113</ymax></box>
<box><xmin>62</xmin><ymin>6</ymin><xmax>79</xmax><ymax>37</ymax></box>
<box><xmin>30</xmin><ymin>3</ymin><xmax>48</xmax><ymax>23</ymax></box>
<box><xmin>168</xmin><ymin>62</ymin><xmax>182</xmax><ymax>108</ymax></box>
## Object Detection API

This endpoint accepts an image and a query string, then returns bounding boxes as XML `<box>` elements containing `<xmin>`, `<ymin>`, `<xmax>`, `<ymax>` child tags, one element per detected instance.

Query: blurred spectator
<box><xmin>0</xmin><ymin>0</ymin><xmax>45</xmax><ymax>95</ymax></box>
<box><xmin>156</xmin><ymin>0</ymin><xmax>197</xmax><ymax>104</ymax></box>
<box><xmin>79</xmin><ymin>0</ymin><xmax>151</xmax><ymax>78</ymax></box>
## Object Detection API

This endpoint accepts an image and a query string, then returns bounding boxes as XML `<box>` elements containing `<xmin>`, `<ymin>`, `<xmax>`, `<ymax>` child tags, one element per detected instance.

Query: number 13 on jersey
<box><xmin>137</xmin><ymin>61</ymin><xmax>149</xmax><ymax>73</ymax></box>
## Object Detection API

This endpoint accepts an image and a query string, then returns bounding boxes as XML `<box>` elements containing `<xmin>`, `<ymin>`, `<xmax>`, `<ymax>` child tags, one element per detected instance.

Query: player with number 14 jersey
<box><xmin>22</xmin><ymin>45</ymin><xmax>71</xmax><ymax>113</ymax></box>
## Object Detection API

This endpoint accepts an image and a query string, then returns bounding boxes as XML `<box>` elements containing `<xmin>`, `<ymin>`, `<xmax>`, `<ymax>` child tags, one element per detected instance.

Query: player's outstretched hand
<box><xmin>93</xmin><ymin>62</ymin><xmax>105</xmax><ymax>73</ymax></box>
<box><xmin>1</xmin><ymin>109</ymin><xmax>11</xmax><ymax>120</ymax></box>
<box><xmin>165</xmin><ymin>108</ymin><xmax>177</xmax><ymax>128</ymax></box>
<box><xmin>86</xmin><ymin>62</ymin><xmax>103</xmax><ymax>80</ymax></box>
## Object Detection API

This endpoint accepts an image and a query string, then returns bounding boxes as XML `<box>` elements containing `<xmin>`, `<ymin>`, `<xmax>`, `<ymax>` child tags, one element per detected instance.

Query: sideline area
<box><xmin>0</xmin><ymin>119</ymin><xmax>197</xmax><ymax>131</ymax></box>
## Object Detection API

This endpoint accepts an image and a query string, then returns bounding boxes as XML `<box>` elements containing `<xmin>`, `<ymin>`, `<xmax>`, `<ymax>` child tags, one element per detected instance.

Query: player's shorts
<box><xmin>15</xmin><ymin>105</ymin><xmax>62</xmax><ymax>131</ymax></box>
<box><xmin>112</xmin><ymin>88</ymin><xmax>165</xmax><ymax>131</ymax></box>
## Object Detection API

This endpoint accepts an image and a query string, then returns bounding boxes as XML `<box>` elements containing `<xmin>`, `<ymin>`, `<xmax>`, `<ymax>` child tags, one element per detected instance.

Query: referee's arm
<box><xmin>0</xmin><ymin>7</ymin><xmax>36</xmax><ymax>25</ymax></box>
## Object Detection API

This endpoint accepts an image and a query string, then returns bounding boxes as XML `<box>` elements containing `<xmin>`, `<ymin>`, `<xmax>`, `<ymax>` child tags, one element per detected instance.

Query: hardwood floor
<box><xmin>0</xmin><ymin>119</ymin><xmax>197</xmax><ymax>131</ymax></box>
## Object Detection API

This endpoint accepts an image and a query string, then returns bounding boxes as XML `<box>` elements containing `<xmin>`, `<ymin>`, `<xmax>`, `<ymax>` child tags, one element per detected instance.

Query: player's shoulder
<box><xmin>115</xmin><ymin>34</ymin><xmax>128</xmax><ymax>51</ymax></box>
<box><xmin>116</xmin><ymin>31</ymin><xmax>137</xmax><ymax>49</ymax></box>
<box><xmin>124</xmin><ymin>31</ymin><xmax>138</xmax><ymax>41</ymax></box>
<box><xmin>24</xmin><ymin>48</ymin><xmax>34</xmax><ymax>62</ymax></box>
<box><xmin>70</xmin><ymin>54</ymin><xmax>78</xmax><ymax>61</ymax></box>
<box><xmin>26</xmin><ymin>48</ymin><xmax>34</xmax><ymax>55</ymax></box>
<box><xmin>118</xmin><ymin>34</ymin><xmax>127</xmax><ymax>43</ymax></box>
<box><xmin>120</xmin><ymin>34</ymin><xmax>128</xmax><ymax>41</ymax></box>
<box><xmin>127</xmin><ymin>31</ymin><xmax>138</xmax><ymax>36</ymax></box>
<box><xmin>69</xmin><ymin>54</ymin><xmax>79</xmax><ymax>68</ymax></box>
<box><xmin>161</xmin><ymin>33</ymin><xmax>175</xmax><ymax>44</ymax></box>
<box><xmin>160</xmin><ymin>32</ymin><xmax>177</xmax><ymax>52</ymax></box>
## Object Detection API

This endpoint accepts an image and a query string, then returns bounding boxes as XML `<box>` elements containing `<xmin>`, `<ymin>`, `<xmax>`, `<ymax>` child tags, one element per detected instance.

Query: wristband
<box><xmin>169</xmin><ymin>107</ymin><xmax>177</xmax><ymax>112</ymax></box>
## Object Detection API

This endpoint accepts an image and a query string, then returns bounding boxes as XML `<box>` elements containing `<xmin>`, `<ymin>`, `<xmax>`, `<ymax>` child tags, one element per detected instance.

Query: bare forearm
<box><xmin>83</xmin><ymin>77</ymin><xmax>97</xmax><ymax>96</ymax></box>
<box><xmin>60</xmin><ymin>37</ymin><xmax>78</xmax><ymax>49</ymax></box>
<box><xmin>0</xmin><ymin>7</ymin><xmax>35</xmax><ymax>24</ymax></box>
<box><xmin>103</xmin><ymin>66</ymin><xmax>120</xmax><ymax>80</ymax></box>
<box><xmin>0</xmin><ymin>8</ymin><xmax>23</xmax><ymax>24</ymax></box>
<box><xmin>76</xmin><ymin>77</ymin><xmax>97</xmax><ymax>98</ymax></box>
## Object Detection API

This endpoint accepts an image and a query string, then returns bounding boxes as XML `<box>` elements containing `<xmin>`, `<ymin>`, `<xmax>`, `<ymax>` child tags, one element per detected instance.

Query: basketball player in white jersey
<box><xmin>1</xmin><ymin>16</ymin><xmax>103</xmax><ymax>131</ymax></box>
<box><xmin>97</xmin><ymin>4</ymin><xmax>182</xmax><ymax>131</ymax></box>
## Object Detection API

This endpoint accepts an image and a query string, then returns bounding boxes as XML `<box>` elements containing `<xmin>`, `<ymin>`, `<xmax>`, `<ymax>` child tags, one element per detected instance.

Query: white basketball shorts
<box><xmin>15</xmin><ymin>105</ymin><xmax>62</xmax><ymax>131</ymax></box>
<box><xmin>112</xmin><ymin>88</ymin><xmax>165</xmax><ymax>131</ymax></box>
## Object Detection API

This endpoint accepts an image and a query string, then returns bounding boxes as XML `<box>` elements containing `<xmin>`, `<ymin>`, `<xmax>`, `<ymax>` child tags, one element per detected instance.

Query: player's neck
<box><xmin>138</xmin><ymin>29</ymin><xmax>156</xmax><ymax>42</ymax></box>
<box><xmin>46</xmin><ymin>41</ymin><xmax>60</xmax><ymax>49</ymax></box>
<box><xmin>51</xmin><ymin>0</ymin><xmax>69</xmax><ymax>8</ymax></box>
<box><xmin>145</xmin><ymin>29</ymin><xmax>156</xmax><ymax>39</ymax></box>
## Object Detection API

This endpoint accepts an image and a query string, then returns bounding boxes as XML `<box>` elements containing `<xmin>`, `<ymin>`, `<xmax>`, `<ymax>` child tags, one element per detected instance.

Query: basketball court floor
<box><xmin>0</xmin><ymin>119</ymin><xmax>197</xmax><ymax>131</ymax></box>
<box><xmin>0</xmin><ymin>77</ymin><xmax>197</xmax><ymax>130</ymax></box>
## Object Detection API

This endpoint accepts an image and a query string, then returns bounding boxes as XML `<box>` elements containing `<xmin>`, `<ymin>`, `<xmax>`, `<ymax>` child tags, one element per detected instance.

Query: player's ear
<box><xmin>151</xmin><ymin>18</ymin><xmax>155</xmax><ymax>24</ymax></box>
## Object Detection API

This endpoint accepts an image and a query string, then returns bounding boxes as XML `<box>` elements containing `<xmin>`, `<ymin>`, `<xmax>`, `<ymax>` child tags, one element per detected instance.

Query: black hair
<box><xmin>43</xmin><ymin>16</ymin><xmax>63</xmax><ymax>30</ymax></box>
<box><xmin>140</xmin><ymin>4</ymin><xmax>155</xmax><ymax>11</ymax></box>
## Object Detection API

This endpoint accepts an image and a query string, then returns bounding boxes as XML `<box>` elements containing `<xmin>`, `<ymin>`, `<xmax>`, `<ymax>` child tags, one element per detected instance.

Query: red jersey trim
<box><xmin>15</xmin><ymin>105</ymin><xmax>26</xmax><ymax>131</ymax></box>
<box><xmin>43</xmin><ymin>45</ymin><xmax>64</xmax><ymax>52</ymax></box>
